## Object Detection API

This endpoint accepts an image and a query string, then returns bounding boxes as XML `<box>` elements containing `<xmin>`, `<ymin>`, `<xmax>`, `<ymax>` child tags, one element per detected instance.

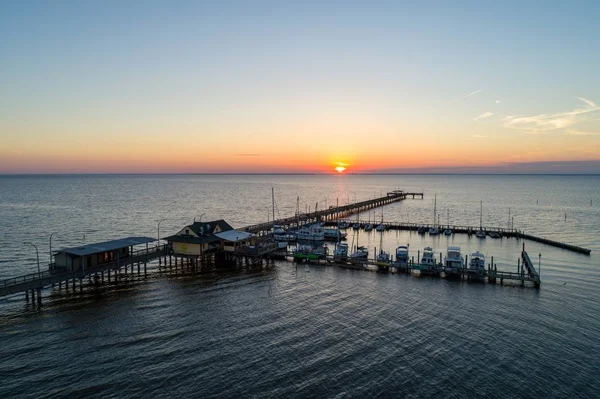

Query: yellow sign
<box><xmin>181</xmin><ymin>244</ymin><xmax>187</xmax><ymax>252</ymax></box>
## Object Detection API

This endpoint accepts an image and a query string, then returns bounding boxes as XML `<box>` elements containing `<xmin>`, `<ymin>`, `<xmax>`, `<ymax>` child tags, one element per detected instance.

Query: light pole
<box><xmin>157</xmin><ymin>218</ymin><xmax>167</xmax><ymax>249</ymax></box>
<box><xmin>49</xmin><ymin>232</ymin><xmax>57</xmax><ymax>264</ymax></box>
<box><xmin>24</xmin><ymin>242</ymin><xmax>40</xmax><ymax>275</ymax></box>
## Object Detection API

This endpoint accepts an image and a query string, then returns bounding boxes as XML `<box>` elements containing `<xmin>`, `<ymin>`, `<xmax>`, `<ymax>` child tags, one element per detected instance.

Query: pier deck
<box><xmin>286</xmin><ymin>249</ymin><xmax>541</xmax><ymax>287</ymax></box>
<box><xmin>0</xmin><ymin>247</ymin><xmax>165</xmax><ymax>298</ymax></box>
<box><xmin>243</xmin><ymin>191</ymin><xmax>423</xmax><ymax>235</ymax></box>
<box><xmin>326</xmin><ymin>220</ymin><xmax>591</xmax><ymax>255</ymax></box>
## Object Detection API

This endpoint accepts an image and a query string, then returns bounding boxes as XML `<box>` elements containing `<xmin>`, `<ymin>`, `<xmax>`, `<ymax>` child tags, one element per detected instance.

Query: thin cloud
<box><xmin>504</xmin><ymin>97</ymin><xmax>600</xmax><ymax>133</ymax></box>
<box><xmin>452</xmin><ymin>89</ymin><xmax>483</xmax><ymax>103</ymax></box>
<box><xmin>566</xmin><ymin>129</ymin><xmax>600</xmax><ymax>136</ymax></box>
<box><xmin>474</xmin><ymin>112</ymin><xmax>494</xmax><ymax>121</ymax></box>
<box><xmin>495</xmin><ymin>100</ymin><xmax>500</xmax><ymax>104</ymax></box>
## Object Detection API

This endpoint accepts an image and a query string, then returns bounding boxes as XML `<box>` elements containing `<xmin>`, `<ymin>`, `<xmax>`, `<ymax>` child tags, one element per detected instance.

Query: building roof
<box><xmin>57</xmin><ymin>236</ymin><xmax>155</xmax><ymax>257</ymax></box>
<box><xmin>163</xmin><ymin>234</ymin><xmax>221</xmax><ymax>244</ymax></box>
<box><xmin>214</xmin><ymin>230</ymin><xmax>254</xmax><ymax>242</ymax></box>
<box><xmin>188</xmin><ymin>220</ymin><xmax>233</xmax><ymax>235</ymax></box>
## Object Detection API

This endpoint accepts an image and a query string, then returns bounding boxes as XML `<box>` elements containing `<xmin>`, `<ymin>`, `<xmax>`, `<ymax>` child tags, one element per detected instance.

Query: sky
<box><xmin>1</xmin><ymin>1</ymin><xmax>599</xmax><ymax>174</ymax></box>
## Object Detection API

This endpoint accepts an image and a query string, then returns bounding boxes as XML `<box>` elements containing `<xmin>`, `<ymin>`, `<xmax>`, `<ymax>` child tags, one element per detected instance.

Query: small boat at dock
<box><xmin>417</xmin><ymin>226</ymin><xmax>428</xmax><ymax>235</ymax></box>
<box><xmin>467</xmin><ymin>251</ymin><xmax>486</xmax><ymax>280</ymax></box>
<box><xmin>296</xmin><ymin>224</ymin><xmax>325</xmax><ymax>241</ymax></box>
<box><xmin>393</xmin><ymin>245</ymin><xmax>409</xmax><ymax>271</ymax></box>
<box><xmin>293</xmin><ymin>244</ymin><xmax>328</xmax><ymax>261</ymax></box>
<box><xmin>334</xmin><ymin>243</ymin><xmax>349</xmax><ymax>262</ymax></box>
<box><xmin>444</xmin><ymin>246</ymin><xmax>464</xmax><ymax>277</ymax></box>
<box><xmin>420</xmin><ymin>246</ymin><xmax>438</xmax><ymax>275</ymax></box>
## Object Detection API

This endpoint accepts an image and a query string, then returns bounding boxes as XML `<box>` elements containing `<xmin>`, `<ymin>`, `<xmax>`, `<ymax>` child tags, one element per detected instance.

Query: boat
<box><xmin>444</xmin><ymin>209</ymin><xmax>452</xmax><ymax>235</ymax></box>
<box><xmin>338</xmin><ymin>222</ymin><xmax>349</xmax><ymax>229</ymax></box>
<box><xmin>296</xmin><ymin>224</ymin><xmax>325</xmax><ymax>241</ymax></box>
<box><xmin>394</xmin><ymin>245</ymin><xmax>409</xmax><ymax>271</ymax></box>
<box><xmin>352</xmin><ymin>223</ymin><xmax>360</xmax><ymax>230</ymax></box>
<box><xmin>277</xmin><ymin>241</ymin><xmax>288</xmax><ymax>250</ymax></box>
<box><xmin>476</xmin><ymin>200</ymin><xmax>486</xmax><ymax>238</ymax></box>
<box><xmin>375</xmin><ymin>222</ymin><xmax>390</xmax><ymax>271</ymax></box>
<box><xmin>429</xmin><ymin>194</ymin><xmax>439</xmax><ymax>235</ymax></box>
<box><xmin>333</xmin><ymin>243</ymin><xmax>349</xmax><ymax>262</ymax></box>
<box><xmin>350</xmin><ymin>246</ymin><xmax>369</xmax><ymax>264</ymax></box>
<box><xmin>274</xmin><ymin>233</ymin><xmax>297</xmax><ymax>242</ymax></box>
<box><xmin>420</xmin><ymin>246</ymin><xmax>438</xmax><ymax>275</ymax></box>
<box><xmin>376</xmin><ymin>211</ymin><xmax>385</xmax><ymax>231</ymax></box>
<box><xmin>417</xmin><ymin>226</ymin><xmax>428</xmax><ymax>235</ymax></box>
<box><xmin>323</xmin><ymin>228</ymin><xmax>347</xmax><ymax>241</ymax></box>
<box><xmin>468</xmin><ymin>251</ymin><xmax>486</xmax><ymax>280</ymax></box>
<box><xmin>444</xmin><ymin>246</ymin><xmax>464</xmax><ymax>277</ymax></box>
<box><xmin>489</xmin><ymin>231</ymin><xmax>501</xmax><ymax>239</ymax></box>
<box><xmin>293</xmin><ymin>244</ymin><xmax>328</xmax><ymax>261</ymax></box>
<box><xmin>364</xmin><ymin>223</ymin><xmax>373</xmax><ymax>232</ymax></box>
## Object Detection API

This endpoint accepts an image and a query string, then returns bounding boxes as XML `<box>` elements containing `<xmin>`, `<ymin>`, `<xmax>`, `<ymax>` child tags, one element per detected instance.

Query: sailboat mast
<box><xmin>271</xmin><ymin>187</ymin><xmax>275</xmax><ymax>224</ymax></box>
<box><xmin>480</xmin><ymin>200</ymin><xmax>483</xmax><ymax>229</ymax></box>
<box><xmin>433</xmin><ymin>194</ymin><xmax>437</xmax><ymax>226</ymax></box>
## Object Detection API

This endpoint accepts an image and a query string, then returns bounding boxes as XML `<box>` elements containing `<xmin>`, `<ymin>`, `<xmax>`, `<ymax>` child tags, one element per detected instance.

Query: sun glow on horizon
<box><xmin>334</xmin><ymin>162</ymin><xmax>349</xmax><ymax>173</ymax></box>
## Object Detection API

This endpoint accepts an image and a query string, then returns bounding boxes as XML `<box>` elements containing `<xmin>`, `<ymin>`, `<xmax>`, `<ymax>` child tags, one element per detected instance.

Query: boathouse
<box><xmin>52</xmin><ymin>236</ymin><xmax>156</xmax><ymax>273</ymax></box>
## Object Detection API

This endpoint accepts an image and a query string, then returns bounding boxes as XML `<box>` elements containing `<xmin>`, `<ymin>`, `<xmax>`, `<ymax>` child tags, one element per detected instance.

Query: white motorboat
<box><xmin>324</xmin><ymin>228</ymin><xmax>347</xmax><ymax>241</ymax></box>
<box><xmin>296</xmin><ymin>224</ymin><xmax>325</xmax><ymax>241</ymax></box>
<box><xmin>420</xmin><ymin>246</ymin><xmax>437</xmax><ymax>274</ymax></box>
<box><xmin>444</xmin><ymin>246</ymin><xmax>464</xmax><ymax>277</ymax></box>
<box><xmin>334</xmin><ymin>243</ymin><xmax>349</xmax><ymax>261</ymax></box>
<box><xmin>468</xmin><ymin>251</ymin><xmax>486</xmax><ymax>279</ymax></box>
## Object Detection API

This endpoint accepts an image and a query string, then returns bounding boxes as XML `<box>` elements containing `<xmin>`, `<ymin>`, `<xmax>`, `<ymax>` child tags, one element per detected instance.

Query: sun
<box><xmin>334</xmin><ymin>162</ymin><xmax>349</xmax><ymax>173</ymax></box>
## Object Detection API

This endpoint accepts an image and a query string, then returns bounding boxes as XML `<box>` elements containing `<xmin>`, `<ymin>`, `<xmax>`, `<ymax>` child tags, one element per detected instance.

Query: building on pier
<box><xmin>164</xmin><ymin>219</ymin><xmax>256</xmax><ymax>256</ymax></box>
<box><xmin>51</xmin><ymin>236</ymin><xmax>156</xmax><ymax>273</ymax></box>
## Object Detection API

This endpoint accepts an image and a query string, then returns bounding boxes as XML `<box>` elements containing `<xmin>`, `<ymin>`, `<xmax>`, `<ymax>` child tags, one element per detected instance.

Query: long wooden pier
<box><xmin>326</xmin><ymin>219</ymin><xmax>591</xmax><ymax>255</ymax></box>
<box><xmin>243</xmin><ymin>190</ymin><xmax>423</xmax><ymax>235</ymax></box>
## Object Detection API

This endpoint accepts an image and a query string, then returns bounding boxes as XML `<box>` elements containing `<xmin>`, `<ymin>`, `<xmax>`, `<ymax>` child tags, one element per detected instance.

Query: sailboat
<box><xmin>364</xmin><ymin>212</ymin><xmax>373</xmax><ymax>231</ymax></box>
<box><xmin>429</xmin><ymin>195</ymin><xmax>440</xmax><ymax>235</ymax></box>
<box><xmin>476</xmin><ymin>200</ymin><xmax>486</xmax><ymax>238</ymax></box>
<box><xmin>350</xmin><ymin>217</ymin><xmax>368</xmax><ymax>264</ymax></box>
<box><xmin>375</xmin><ymin>229</ymin><xmax>391</xmax><ymax>271</ymax></box>
<box><xmin>376</xmin><ymin>211</ymin><xmax>385</xmax><ymax>231</ymax></box>
<box><xmin>444</xmin><ymin>209</ymin><xmax>452</xmax><ymax>235</ymax></box>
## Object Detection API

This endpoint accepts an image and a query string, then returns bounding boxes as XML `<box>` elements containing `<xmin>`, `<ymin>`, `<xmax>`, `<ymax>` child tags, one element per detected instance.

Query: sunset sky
<box><xmin>1</xmin><ymin>1</ymin><xmax>599</xmax><ymax>173</ymax></box>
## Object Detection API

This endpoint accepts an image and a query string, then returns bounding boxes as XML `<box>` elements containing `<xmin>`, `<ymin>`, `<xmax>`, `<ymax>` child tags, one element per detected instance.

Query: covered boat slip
<box><xmin>0</xmin><ymin>236</ymin><xmax>161</xmax><ymax>298</ymax></box>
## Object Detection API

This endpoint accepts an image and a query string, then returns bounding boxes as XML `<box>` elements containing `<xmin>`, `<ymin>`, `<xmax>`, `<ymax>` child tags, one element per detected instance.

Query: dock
<box><xmin>326</xmin><ymin>220</ymin><xmax>592</xmax><ymax>255</ymax></box>
<box><xmin>244</xmin><ymin>190</ymin><xmax>423</xmax><ymax>235</ymax></box>
<box><xmin>286</xmin><ymin>247</ymin><xmax>542</xmax><ymax>288</ymax></box>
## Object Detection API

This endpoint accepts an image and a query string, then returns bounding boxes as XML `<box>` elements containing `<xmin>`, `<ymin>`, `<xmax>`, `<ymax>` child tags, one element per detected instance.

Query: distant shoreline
<box><xmin>1</xmin><ymin>173</ymin><xmax>599</xmax><ymax>177</ymax></box>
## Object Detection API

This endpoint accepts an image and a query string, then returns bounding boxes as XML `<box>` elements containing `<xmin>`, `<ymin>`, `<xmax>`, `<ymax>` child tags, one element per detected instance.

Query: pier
<box><xmin>287</xmin><ymin>246</ymin><xmax>542</xmax><ymax>288</ymax></box>
<box><xmin>244</xmin><ymin>190</ymin><xmax>423</xmax><ymax>235</ymax></box>
<box><xmin>326</xmin><ymin>220</ymin><xmax>592</xmax><ymax>255</ymax></box>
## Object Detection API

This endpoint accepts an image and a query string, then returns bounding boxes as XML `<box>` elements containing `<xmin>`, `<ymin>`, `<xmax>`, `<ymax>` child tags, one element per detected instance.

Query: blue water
<box><xmin>0</xmin><ymin>174</ymin><xmax>598</xmax><ymax>397</ymax></box>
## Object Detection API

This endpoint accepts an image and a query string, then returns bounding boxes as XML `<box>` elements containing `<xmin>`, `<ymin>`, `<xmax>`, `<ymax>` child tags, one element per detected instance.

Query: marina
<box><xmin>1</xmin><ymin>188</ymin><xmax>585</xmax><ymax>302</ymax></box>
